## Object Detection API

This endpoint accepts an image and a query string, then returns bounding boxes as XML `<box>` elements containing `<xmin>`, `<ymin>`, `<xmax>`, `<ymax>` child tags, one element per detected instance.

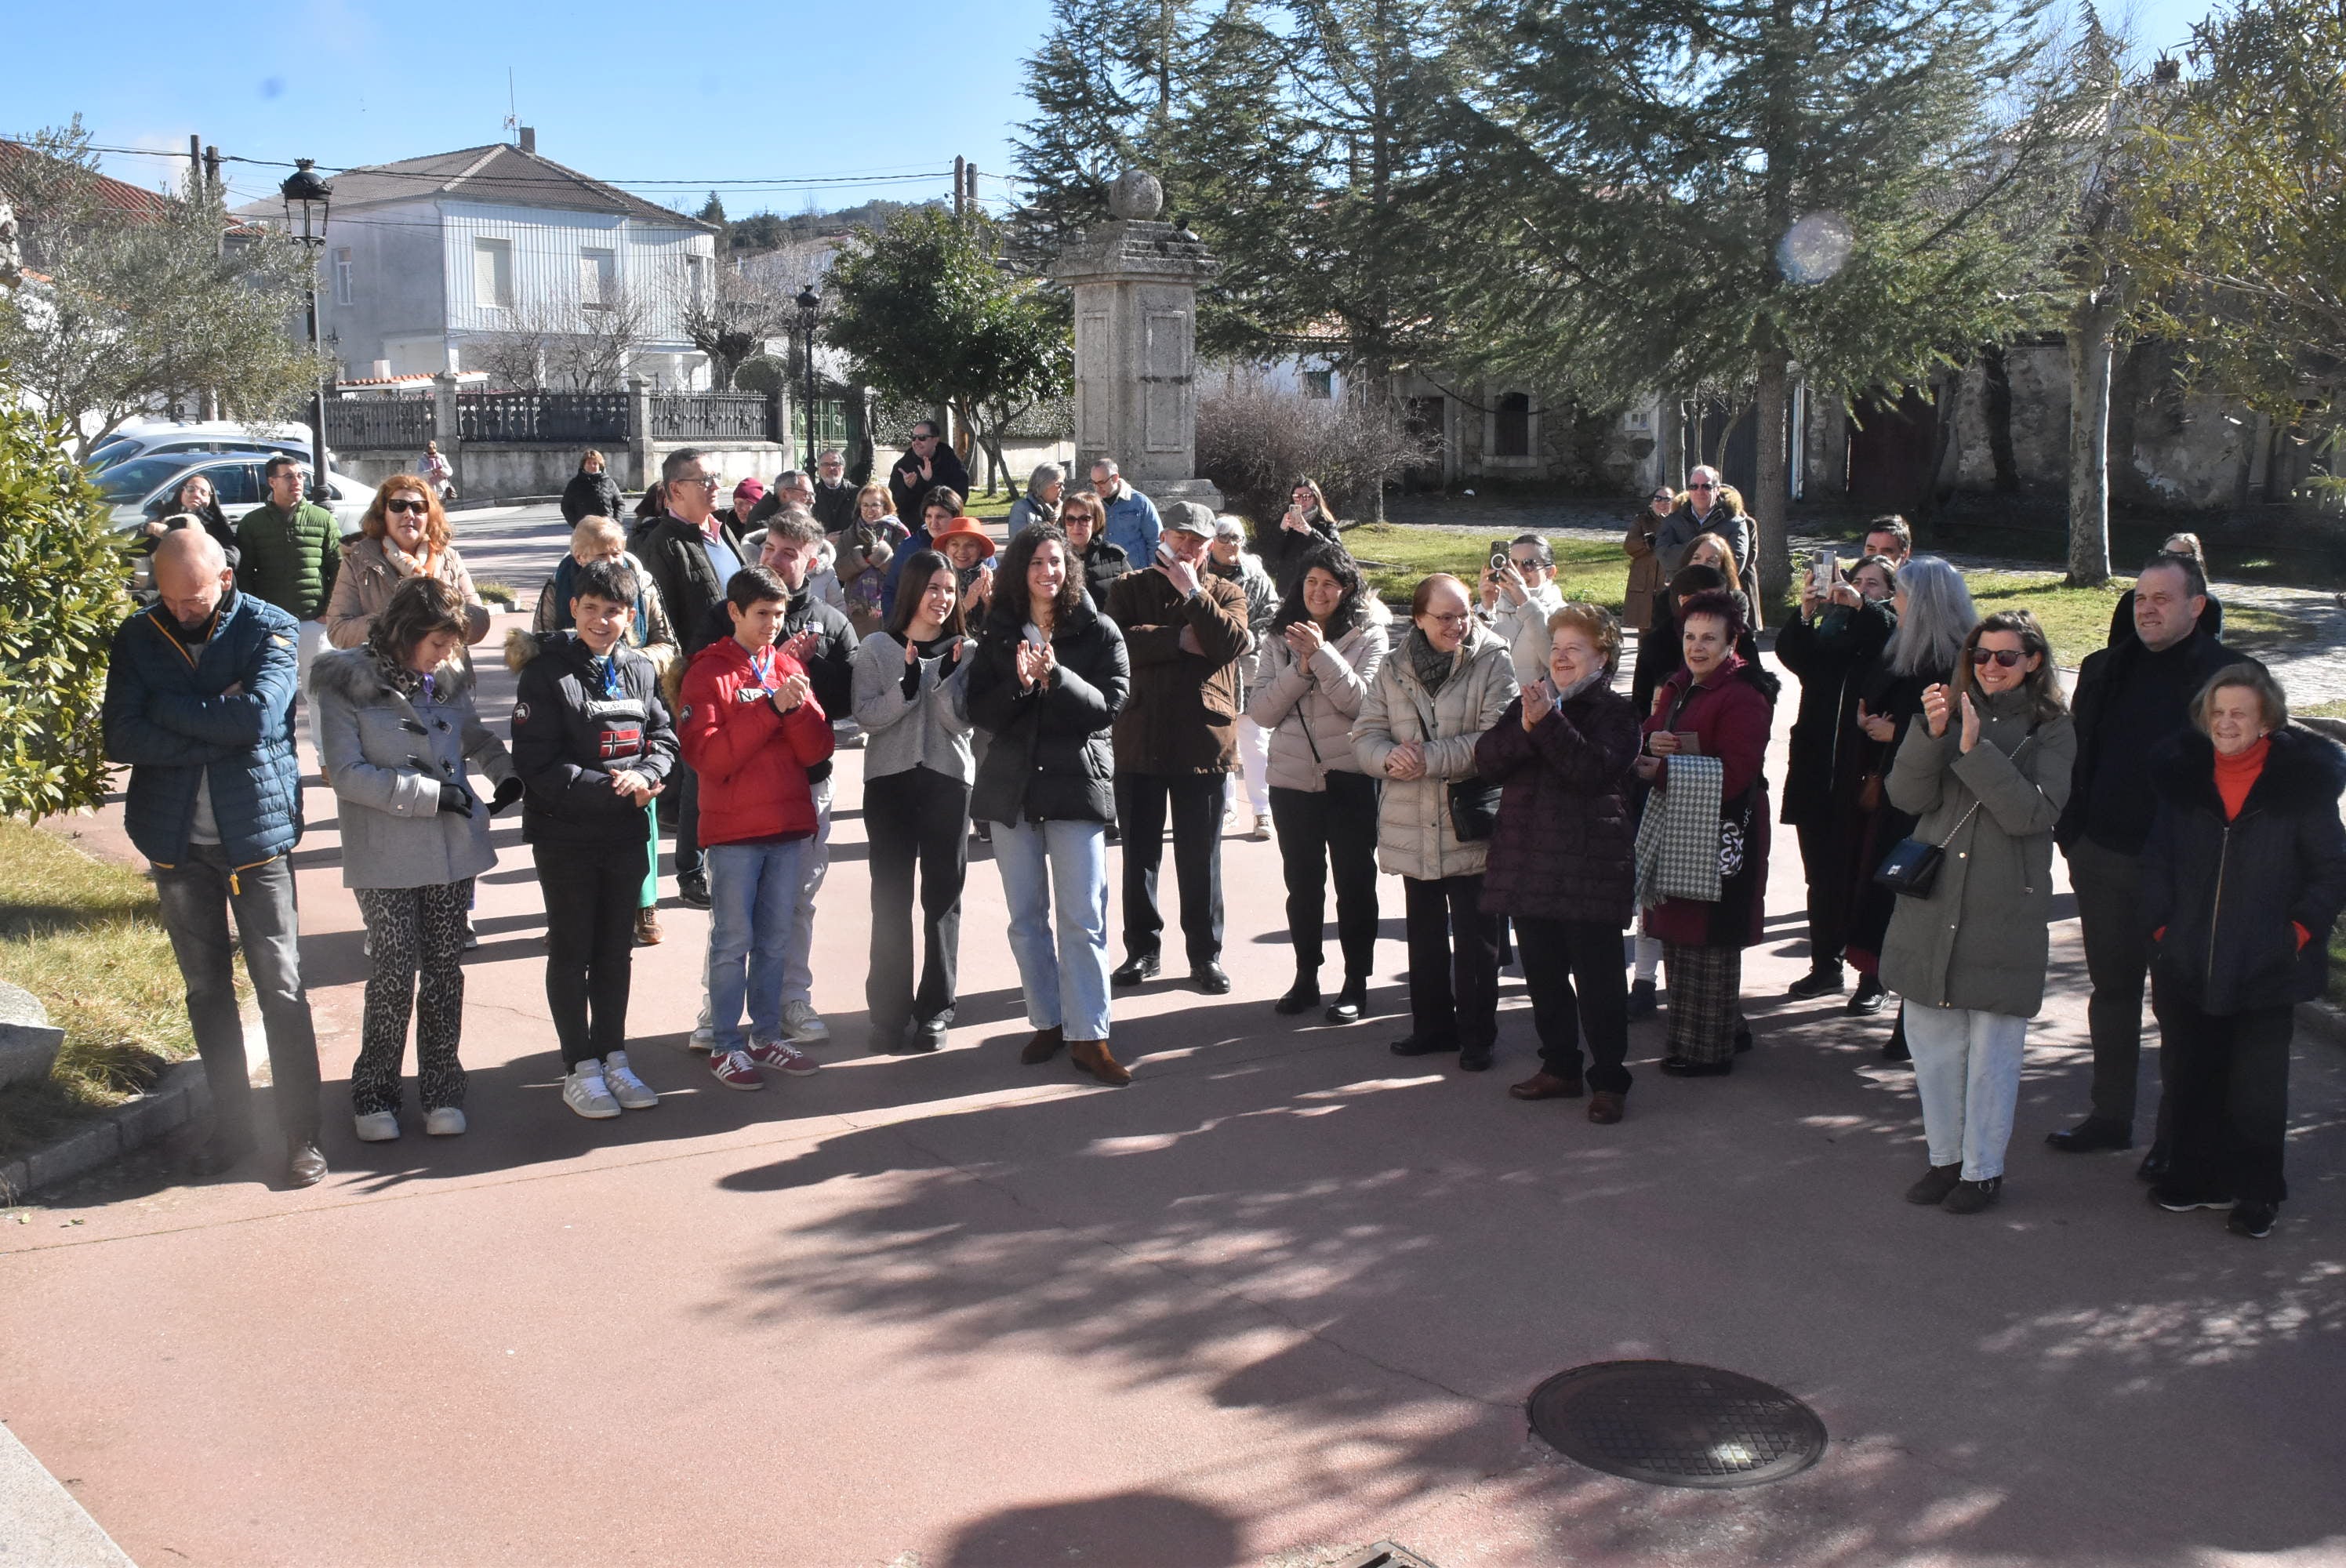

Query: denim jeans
<box><xmin>151</xmin><ymin>845</ymin><xmax>321</xmax><ymax>1140</ymax></box>
<box><xmin>992</xmin><ymin>816</ymin><xmax>1112</xmax><ymax>1041</ymax></box>
<box><xmin>703</xmin><ymin>837</ymin><xmax>811</xmax><ymax>1053</ymax></box>
<box><xmin>782</xmin><ymin>776</ymin><xmax>833</xmax><ymax>1007</ymax></box>
<box><xmin>1905</xmin><ymin>1004</ymin><xmax>2028</xmax><ymax>1180</ymax></box>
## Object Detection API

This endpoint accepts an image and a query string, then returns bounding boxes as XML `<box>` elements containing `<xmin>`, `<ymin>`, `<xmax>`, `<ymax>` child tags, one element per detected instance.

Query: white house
<box><xmin>236</xmin><ymin>131</ymin><xmax>720</xmax><ymax>389</ymax></box>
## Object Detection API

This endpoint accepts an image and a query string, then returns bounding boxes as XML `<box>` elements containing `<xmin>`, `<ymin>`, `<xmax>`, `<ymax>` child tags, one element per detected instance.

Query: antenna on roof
<box><xmin>503</xmin><ymin>69</ymin><xmax>519</xmax><ymax>140</ymax></box>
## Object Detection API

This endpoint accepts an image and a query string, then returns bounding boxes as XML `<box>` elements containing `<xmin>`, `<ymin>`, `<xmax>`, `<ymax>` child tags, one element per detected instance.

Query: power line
<box><xmin>53</xmin><ymin>139</ymin><xmax>957</xmax><ymax>191</ymax></box>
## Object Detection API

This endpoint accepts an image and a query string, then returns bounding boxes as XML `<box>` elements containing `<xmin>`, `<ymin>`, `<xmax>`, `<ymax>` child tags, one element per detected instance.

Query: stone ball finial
<box><xmin>1108</xmin><ymin>170</ymin><xmax>1164</xmax><ymax>221</ymax></box>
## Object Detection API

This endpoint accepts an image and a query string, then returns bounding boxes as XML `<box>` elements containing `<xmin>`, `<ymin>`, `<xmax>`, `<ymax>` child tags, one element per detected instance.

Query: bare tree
<box><xmin>1196</xmin><ymin>365</ymin><xmax>1436</xmax><ymax>524</ymax></box>
<box><xmin>469</xmin><ymin>286</ymin><xmax>652</xmax><ymax>392</ymax></box>
<box><xmin>684</xmin><ymin>263</ymin><xmax>797</xmax><ymax>390</ymax></box>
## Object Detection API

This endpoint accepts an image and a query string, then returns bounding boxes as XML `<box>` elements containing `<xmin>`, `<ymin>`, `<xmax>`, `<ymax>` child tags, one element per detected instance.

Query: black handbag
<box><xmin>1874</xmin><ymin>731</ymin><xmax>2037</xmax><ymax>898</ymax></box>
<box><xmin>1448</xmin><ymin>776</ymin><xmax>1502</xmax><ymax>842</ymax></box>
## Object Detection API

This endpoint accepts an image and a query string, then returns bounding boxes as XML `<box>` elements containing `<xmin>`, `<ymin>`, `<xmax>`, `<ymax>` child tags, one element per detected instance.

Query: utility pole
<box><xmin>964</xmin><ymin>162</ymin><xmax>979</xmax><ymax>215</ymax></box>
<box><xmin>188</xmin><ymin>135</ymin><xmax>202</xmax><ymax>195</ymax></box>
<box><xmin>953</xmin><ymin>156</ymin><xmax>967</xmax><ymax>216</ymax></box>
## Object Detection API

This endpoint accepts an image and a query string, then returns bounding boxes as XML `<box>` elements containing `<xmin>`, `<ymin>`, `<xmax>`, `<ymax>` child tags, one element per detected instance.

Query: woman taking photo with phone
<box><xmin>1879</xmin><ymin>609</ymin><xmax>2075</xmax><ymax>1214</ymax></box>
<box><xmin>967</xmin><ymin>524</ymin><xmax>1133</xmax><ymax>1084</ymax></box>
<box><xmin>852</xmin><ymin>550</ymin><xmax>976</xmax><ymax>1054</ymax></box>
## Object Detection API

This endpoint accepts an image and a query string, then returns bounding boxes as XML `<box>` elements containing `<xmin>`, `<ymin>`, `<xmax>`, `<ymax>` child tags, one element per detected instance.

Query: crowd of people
<box><xmin>104</xmin><ymin>448</ymin><xmax>2345</xmax><ymax>1243</ymax></box>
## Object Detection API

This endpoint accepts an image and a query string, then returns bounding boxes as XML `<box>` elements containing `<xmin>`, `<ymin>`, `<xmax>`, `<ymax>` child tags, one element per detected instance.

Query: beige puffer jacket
<box><xmin>1247</xmin><ymin>620</ymin><xmax>1385</xmax><ymax>793</ymax></box>
<box><xmin>1351</xmin><ymin>623</ymin><xmax>1514</xmax><ymax>880</ymax></box>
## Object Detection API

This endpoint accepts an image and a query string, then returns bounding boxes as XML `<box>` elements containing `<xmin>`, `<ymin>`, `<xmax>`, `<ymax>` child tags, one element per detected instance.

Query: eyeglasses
<box><xmin>1687</xmin><ymin>482</ymin><xmax>1716</xmax><ymax>492</ymax></box>
<box><xmin>911</xmin><ymin>432</ymin><xmax>937</xmax><ymax>443</ymax></box>
<box><xmin>384</xmin><ymin>497</ymin><xmax>430</xmax><ymax>515</ymax></box>
<box><xmin>1423</xmin><ymin>612</ymin><xmax>1473</xmax><ymax>627</ymax></box>
<box><xmin>1062</xmin><ymin>510</ymin><xmax>1091</xmax><ymax>523</ymax></box>
<box><xmin>680</xmin><ymin>474</ymin><xmax>721</xmax><ymax>487</ymax></box>
<box><xmin>1970</xmin><ymin>647</ymin><xmax>2028</xmax><ymax>668</ymax></box>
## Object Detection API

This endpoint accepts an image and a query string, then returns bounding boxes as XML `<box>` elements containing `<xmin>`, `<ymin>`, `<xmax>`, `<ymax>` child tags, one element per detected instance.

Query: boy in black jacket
<box><xmin>510</xmin><ymin>557</ymin><xmax>679</xmax><ymax>1120</ymax></box>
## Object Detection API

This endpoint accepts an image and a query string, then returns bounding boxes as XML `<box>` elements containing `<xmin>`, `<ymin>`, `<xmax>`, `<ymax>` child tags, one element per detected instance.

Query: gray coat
<box><xmin>1352</xmin><ymin>625</ymin><xmax>1515</xmax><ymax>880</ymax></box>
<box><xmin>851</xmin><ymin>632</ymin><xmax>975</xmax><ymax>784</ymax></box>
<box><xmin>1247</xmin><ymin>620</ymin><xmax>1384</xmax><ymax>793</ymax></box>
<box><xmin>1879</xmin><ymin>687</ymin><xmax>2078</xmax><ymax>1018</ymax></box>
<box><xmin>312</xmin><ymin>644</ymin><xmax>516</xmax><ymax>890</ymax></box>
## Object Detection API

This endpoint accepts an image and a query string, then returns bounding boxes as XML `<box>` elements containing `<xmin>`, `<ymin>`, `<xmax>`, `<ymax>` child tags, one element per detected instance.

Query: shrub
<box><xmin>1195</xmin><ymin>368</ymin><xmax>1437</xmax><ymax>527</ymax></box>
<box><xmin>0</xmin><ymin>383</ymin><xmax>133</xmax><ymax>819</ymax></box>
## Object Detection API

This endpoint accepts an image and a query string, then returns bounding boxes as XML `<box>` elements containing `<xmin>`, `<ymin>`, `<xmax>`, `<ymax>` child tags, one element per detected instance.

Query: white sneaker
<box><xmin>780</xmin><ymin>1000</ymin><xmax>830</xmax><ymax>1044</ymax></box>
<box><xmin>602</xmin><ymin>1050</ymin><xmax>659</xmax><ymax>1109</ymax></box>
<box><xmin>423</xmin><ymin>1107</ymin><xmax>467</xmax><ymax>1136</ymax></box>
<box><xmin>562</xmin><ymin>1061</ymin><xmax>622</xmax><ymax>1120</ymax></box>
<box><xmin>462</xmin><ymin>921</ymin><xmax>481</xmax><ymax>951</ymax></box>
<box><xmin>353</xmin><ymin>1110</ymin><xmax>400</xmax><ymax>1142</ymax></box>
<box><xmin>688</xmin><ymin>1022</ymin><xmax>715</xmax><ymax>1053</ymax></box>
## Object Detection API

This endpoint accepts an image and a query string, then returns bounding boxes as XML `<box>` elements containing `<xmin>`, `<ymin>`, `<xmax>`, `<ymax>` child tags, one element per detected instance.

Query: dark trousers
<box><xmin>151</xmin><ymin>845</ymin><xmax>322</xmax><ymax>1140</ymax></box>
<box><xmin>1796</xmin><ymin>818</ymin><xmax>1848</xmax><ymax>968</ymax></box>
<box><xmin>1268</xmin><ymin>774</ymin><xmax>1381</xmax><ymax>982</ymax></box>
<box><xmin>534</xmin><ymin>839</ymin><xmax>647</xmax><ymax>1067</ymax></box>
<box><xmin>1403</xmin><ymin>873</ymin><xmax>1500</xmax><ymax>1051</ymax></box>
<box><xmin>673</xmin><ymin>761</ymin><xmax>703</xmax><ymax>882</ymax></box>
<box><xmin>2068</xmin><ymin>836</ymin><xmax>2166</xmax><ymax>1132</ymax></box>
<box><xmin>2153</xmin><ymin>990</ymin><xmax>2293</xmax><ymax>1204</ymax></box>
<box><xmin>1516</xmin><ymin>916</ymin><xmax>1632</xmax><ymax>1092</ymax></box>
<box><xmin>1630</xmin><ymin>614</ymin><xmax>1672</xmax><ymax>718</ymax></box>
<box><xmin>865</xmin><ymin>766</ymin><xmax>969</xmax><ymax>1029</ymax></box>
<box><xmin>1116</xmin><ymin>771</ymin><xmax>1226</xmax><ymax>967</ymax></box>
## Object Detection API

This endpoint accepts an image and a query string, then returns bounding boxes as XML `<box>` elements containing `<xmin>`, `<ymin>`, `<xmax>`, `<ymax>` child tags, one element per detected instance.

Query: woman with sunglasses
<box><xmin>1879</xmin><ymin>610</ymin><xmax>2075</xmax><ymax>1214</ymax></box>
<box><xmin>1059</xmin><ymin>491</ymin><xmax>1133</xmax><ymax>609</ymax></box>
<box><xmin>326</xmin><ymin>477</ymin><xmax>492</xmax><ymax>651</ymax></box>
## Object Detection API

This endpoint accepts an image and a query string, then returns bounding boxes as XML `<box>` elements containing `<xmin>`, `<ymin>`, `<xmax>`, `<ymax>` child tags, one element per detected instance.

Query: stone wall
<box><xmin>339</xmin><ymin>441</ymin><xmax>790</xmax><ymax>503</ymax></box>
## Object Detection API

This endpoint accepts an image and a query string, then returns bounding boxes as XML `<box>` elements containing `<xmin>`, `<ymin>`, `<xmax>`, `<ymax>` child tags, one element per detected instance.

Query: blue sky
<box><xmin>11</xmin><ymin>0</ymin><xmax>2220</xmax><ymax>216</ymax></box>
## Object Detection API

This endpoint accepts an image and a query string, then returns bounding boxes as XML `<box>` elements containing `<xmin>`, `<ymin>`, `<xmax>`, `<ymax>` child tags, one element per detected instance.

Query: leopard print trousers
<box><xmin>351</xmin><ymin>880</ymin><xmax>473</xmax><ymax>1114</ymax></box>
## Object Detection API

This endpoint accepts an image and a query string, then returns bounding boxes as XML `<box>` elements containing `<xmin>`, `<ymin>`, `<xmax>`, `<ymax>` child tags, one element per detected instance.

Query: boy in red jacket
<box><xmin>677</xmin><ymin>565</ymin><xmax>836</xmax><ymax>1089</ymax></box>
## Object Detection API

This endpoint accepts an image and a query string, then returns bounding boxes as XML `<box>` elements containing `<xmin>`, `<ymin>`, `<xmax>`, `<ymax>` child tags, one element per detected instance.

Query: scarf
<box><xmin>380</xmin><ymin>535</ymin><xmax>438</xmax><ymax>581</ymax></box>
<box><xmin>1406</xmin><ymin>628</ymin><xmax>1454</xmax><ymax>695</ymax></box>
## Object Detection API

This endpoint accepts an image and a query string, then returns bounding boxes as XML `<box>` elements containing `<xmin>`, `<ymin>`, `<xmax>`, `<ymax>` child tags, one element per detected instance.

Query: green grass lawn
<box><xmin>0</xmin><ymin>820</ymin><xmax>230</xmax><ymax>1162</ymax></box>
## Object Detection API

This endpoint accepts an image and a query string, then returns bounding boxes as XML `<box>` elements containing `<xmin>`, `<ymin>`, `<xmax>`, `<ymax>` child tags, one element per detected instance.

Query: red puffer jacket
<box><xmin>677</xmin><ymin>637</ymin><xmax>834</xmax><ymax>848</ymax></box>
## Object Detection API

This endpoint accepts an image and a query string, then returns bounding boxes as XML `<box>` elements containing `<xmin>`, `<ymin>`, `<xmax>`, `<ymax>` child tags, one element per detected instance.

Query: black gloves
<box><xmin>436</xmin><ymin>782</ymin><xmax>475</xmax><ymax>817</ymax></box>
<box><xmin>488</xmin><ymin>776</ymin><xmax>525</xmax><ymax>815</ymax></box>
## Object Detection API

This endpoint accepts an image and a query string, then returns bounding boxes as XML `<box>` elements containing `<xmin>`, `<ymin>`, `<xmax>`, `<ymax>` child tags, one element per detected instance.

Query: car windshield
<box><xmin>87</xmin><ymin>438</ymin><xmax>140</xmax><ymax>471</ymax></box>
<box><xmin>95</xmin><ymin>457</ymin><xmax>201</xmax><ymax>503</ymax></box>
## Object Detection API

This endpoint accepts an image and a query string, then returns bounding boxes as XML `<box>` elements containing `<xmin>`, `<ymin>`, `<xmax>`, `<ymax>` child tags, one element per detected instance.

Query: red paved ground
<box><xmin>5</xmin><ymin>601</ymin><xmax>2344</xmax><ymax>1568</ymax></box>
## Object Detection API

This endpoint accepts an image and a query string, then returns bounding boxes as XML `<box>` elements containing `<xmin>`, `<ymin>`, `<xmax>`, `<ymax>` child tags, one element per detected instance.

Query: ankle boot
<box><xmin>1067</xmin><ymin>1039</ymin><xmax>1131</xmax><ymax>1086</ymax></box>
<box><xmin>1019</xmin><ymin>1025</ymin><xmax>1066</xmax><ymax>1065</ymax></box>
<box><xmin>1274</xmin><ymin>971</ymin><xmax>1321</xmax><ymax>1014</ymax></box>
<box><xmin>1324</xmin><ymin>977</ymin><xmax>1368</xmax><ymax>1025</ymax></box>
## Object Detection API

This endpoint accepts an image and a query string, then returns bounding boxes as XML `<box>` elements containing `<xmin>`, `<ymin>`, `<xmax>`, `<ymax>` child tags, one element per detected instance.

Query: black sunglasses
<box><xmin>1970</xmin><ymin>647</ymin><xmax>2028</xmax><ymax>668</ymax></box>
<box><xmin>384</xmin><ymin>497</ymin><xmax>430</xmax><ymax>515</ymax></box>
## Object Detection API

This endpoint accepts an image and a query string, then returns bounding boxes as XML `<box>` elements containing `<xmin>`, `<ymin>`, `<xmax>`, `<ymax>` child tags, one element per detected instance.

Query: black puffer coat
<box><xmin>561</xmin><ymin>467</ymin><xmax>626</xmax><ymax>527</ymax></box>
<box><xmin>1473</xmin><ymin>681</ymin><xmax>1643</xmax><ymax>925</ymax></box>
<box><xmin>2143</xmin><ymin>727</ymin><xmax>2346</xmax><ymax>1014</ymax></box>
<box><xmin>1256</xmin><ymin>514</ymin><xmax>1342</xmax><ymax>597</ymax></box>
<box><xmin>1774</xmin><ymin>599</ymin><xmax>1894</xmax><ymax>825</ymax></box>
<box><xmin>966</xmin><ymin>593</ymin><xmax>1130</xmax><ymax>825</ymax></box>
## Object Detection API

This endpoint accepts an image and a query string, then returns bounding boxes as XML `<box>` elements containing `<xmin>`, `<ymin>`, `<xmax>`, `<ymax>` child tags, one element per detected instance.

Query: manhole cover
<box><xmin>1527</xmin><ymin>1360</ymin><xmax>1826</xmax><ymax>1490</ymax></box>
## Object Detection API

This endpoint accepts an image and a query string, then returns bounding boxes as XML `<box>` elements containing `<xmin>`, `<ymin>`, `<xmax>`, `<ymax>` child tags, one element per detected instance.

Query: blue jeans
<box><xmin>782</xmin><ymin>776</ymin><xmax>833</xmax><ymax>1007</ymax></box>
<box><xmin>1905</xmin><ymin>1005</ymin><xmax>2028</xmax><ymax>1180</ymax></box>
<box><xmin>992</xmin><ymin>816</ymin><xmax>1112</xmax><ymax>1041</ymax></box>
<box><xmin>703</xmin><ymin>837</ymin><xmax>811</xmax><ymax>1053</ymax></box>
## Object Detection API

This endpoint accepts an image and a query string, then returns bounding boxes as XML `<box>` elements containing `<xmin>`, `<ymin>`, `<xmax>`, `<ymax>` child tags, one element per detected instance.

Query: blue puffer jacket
<box><xmin>102</xmin><ymin>591</ymin><xmax>304</xmax><ymax>873</ymax></box>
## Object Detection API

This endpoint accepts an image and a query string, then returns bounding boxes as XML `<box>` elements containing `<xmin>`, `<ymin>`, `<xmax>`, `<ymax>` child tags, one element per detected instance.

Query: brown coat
<box><xmin>1106</xmin><ymin>565</ymin><xmax>1251</xmax><ymax>775</ymax></box>
<box><xmin>1623</xmin><ymin>507</ymin><xmax>1668</xmax><ymax>632</ymax></box>
<box><xmin>325</xmin><ymin>535</ymin><xmax>491</xmax><ymax>649</ymax></box>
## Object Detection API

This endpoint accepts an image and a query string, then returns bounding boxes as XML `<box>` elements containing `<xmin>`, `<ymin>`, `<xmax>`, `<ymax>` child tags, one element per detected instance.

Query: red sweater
<box><xmin>677</xmin><ymin>637</ymin><xmax>834</xmax><ymax>848</ymax></box>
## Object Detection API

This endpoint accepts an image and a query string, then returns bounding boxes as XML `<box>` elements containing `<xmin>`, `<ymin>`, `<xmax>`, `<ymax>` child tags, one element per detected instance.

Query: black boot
<box><xmin>1274</xmin><ymin>971</ymin><xmax>1321</xmax><ymax>1015</ymax></box>
<box><xmin>1324</xmin><ymin>978</ymin><xmax>1368</xmax><ymax>1024</ymax></box>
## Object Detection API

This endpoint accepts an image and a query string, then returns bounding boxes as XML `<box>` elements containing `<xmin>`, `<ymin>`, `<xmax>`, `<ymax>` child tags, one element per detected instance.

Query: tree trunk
<box><xmin>1753</xmin><ymin>347</ymin><xmax>1793</xmax><ymax>615</ymax></box>
<box><xmin>1982</xmin><ymin>344</ymin><xmax>2020</xmax><ymax>493</ymax></box>
<box><xmin>2067</xmin><ymin>293</ymin><xmax>2119</xmax><ymax>585</ymax></box>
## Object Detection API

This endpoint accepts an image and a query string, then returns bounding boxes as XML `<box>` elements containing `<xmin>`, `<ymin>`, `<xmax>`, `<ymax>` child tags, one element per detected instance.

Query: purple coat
<box><xmin>1474</xmin><ymin>681</ymin><xmax>1643</xmax><ymax>925</ymax></box>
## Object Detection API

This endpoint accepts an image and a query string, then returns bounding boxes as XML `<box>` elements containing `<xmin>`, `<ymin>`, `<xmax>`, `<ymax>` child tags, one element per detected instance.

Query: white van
<box><xmin>87</xmin><ymin>419</ymin><xmax>336</xmax><ymax>474</ymax></box>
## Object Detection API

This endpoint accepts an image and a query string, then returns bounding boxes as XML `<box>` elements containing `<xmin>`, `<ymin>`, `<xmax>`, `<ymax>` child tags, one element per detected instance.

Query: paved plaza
<box><xmin>4</xmin><ymin>506</ymin><xmax>2344</xmax><ymax>1568</ymax></box>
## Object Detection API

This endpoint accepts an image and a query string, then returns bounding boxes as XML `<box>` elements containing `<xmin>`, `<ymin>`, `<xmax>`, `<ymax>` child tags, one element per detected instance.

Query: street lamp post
<box><xmin>279</xmin><ymin>159</ymin><xmax>335</xmax><ymax>505</ymax></box>
<box><xmin>794</xmin><ymin>285</ymin><xmax>821</xmax><ymax>474</ymax></box>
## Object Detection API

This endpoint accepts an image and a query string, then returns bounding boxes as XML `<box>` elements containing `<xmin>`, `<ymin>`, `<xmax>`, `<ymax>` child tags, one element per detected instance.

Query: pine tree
<box><xmin>1428</xmin><ymin>0</ymin><xmax>2085</xmax><ymax>601</ymax></box>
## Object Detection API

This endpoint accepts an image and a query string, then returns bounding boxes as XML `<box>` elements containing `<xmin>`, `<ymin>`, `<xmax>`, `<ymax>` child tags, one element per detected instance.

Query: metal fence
<box><xmin>324</xmin><ymin>397</ymin><xmax>435</xmax><ymax>450</ymax></box>
<box><xmin>649</xmin><ymin>392</ymin><xmax>775</xmax><ymax>442</ymax></box>
<box><xmin>456</xmin><ymin>391</ymin><xmax>632</xmax><ymax>445</ymax></box>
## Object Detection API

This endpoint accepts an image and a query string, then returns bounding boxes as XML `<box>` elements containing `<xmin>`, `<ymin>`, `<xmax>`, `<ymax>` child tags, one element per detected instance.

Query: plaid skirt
<box><xmin>1663</xmin><ymin>942</ymin><xmax>1742</xmax><ymax>1062</ymax></box>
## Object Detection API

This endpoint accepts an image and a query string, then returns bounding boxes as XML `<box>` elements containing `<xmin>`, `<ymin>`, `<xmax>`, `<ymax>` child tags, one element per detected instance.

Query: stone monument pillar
<box><xmin>1052</xmin><ymin>170</ymin><xmax>1224</xmax><ymax>513</ymax></box>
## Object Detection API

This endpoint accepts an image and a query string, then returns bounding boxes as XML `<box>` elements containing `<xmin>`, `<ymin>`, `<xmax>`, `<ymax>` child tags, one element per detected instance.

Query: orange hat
<box><xmin>928</xmin><ymin>515</ymin><xmax>996</xmax><ymax>555</ymax></box>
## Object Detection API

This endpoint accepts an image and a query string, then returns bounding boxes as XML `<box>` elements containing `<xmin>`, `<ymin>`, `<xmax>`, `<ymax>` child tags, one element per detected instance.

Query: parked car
<box><xmin>87</xmin><ymin>419</ymin><xmax>332</xmax><ymax>474</ymax></box>
<box><xmin>100</xmin><ymin>453</ymin><xmax>376</xmax><ymax>539</ymax></box>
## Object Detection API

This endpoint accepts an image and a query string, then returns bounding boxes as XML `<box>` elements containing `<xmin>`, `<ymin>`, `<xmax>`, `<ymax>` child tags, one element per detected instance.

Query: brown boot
<box><xmin>1067</xmin><ymin>1040</ymin><xmax>1131</xmax><ymax>1086</ymax></box>
<box><xmin>634</xmin><ymin>907</ymin><xmax>663</xmax><ymax>946</ymax></box>
<box><xmin>1019</xmin><ymin>1025</ymin><xmax>1066</xmax><ymax>1065</ymax></box>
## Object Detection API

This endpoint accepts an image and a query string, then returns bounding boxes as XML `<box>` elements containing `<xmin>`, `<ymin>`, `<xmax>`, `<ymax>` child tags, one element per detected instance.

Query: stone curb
<box><xmin>0</xmin><ymin>1060</ymin><xmax>212</xmax><ymax>1206</ymax></box>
